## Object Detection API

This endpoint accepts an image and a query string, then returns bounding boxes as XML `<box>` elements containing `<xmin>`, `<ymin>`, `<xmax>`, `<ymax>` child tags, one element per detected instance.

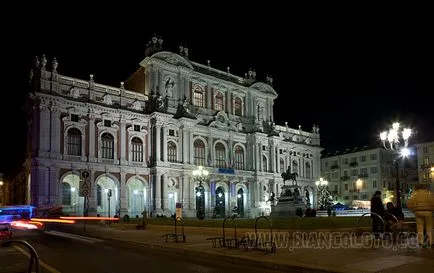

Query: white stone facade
<box><xmin>29</xmin><ymin>47</ymin><xmax>321</xmax><ymax>218</ymax></box>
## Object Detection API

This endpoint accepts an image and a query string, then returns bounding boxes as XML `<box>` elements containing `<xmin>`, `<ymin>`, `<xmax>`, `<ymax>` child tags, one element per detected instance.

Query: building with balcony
<box><xmin>321</xmin><ymin>146</ymin><xmax>417</xmax><ymax>206</ymax></box>
<box><xmin>28</xmin><ymin>36</ymin><xmax>322</xmax><ymax>218</ymax></box>
<box><xmin>416</xmin><ymin>141</ymin><xmax>434</xmax><ymax>187</ymax></box>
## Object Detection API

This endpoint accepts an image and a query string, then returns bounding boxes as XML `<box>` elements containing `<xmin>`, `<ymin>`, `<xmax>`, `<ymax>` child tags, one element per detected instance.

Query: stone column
<box><xmin>188</xmin><ymin>176</ymin><xmax>195</xmax><ymax>211</ymax></box>
<box><xmin>182</xmin><ymin>128</ymin><xmax>188</xmax><ymax>164</ymax></box>
<box><xmin>270</xmin><ymin>144</ymin><xmax>276</xmax><ymax>173</ymax></box>
<box><xmin>49</xmin><ymin>167</ymin><xmax>60</xmax><ymax>206</ymax></box>
<box><xmin>206</xmin><ymin>84</ymin><xmax>212</xmax><ymax>109</ymax></box>
<box><xmin>87</xmin><ymin>170</ymin><xmax>97</xmax><ymax>216</ymax></box>
<box><xmin>256</xmin><ymin>143</ymin><xmax>261</xmax><ymax>172</ymax></box>
<box><xmin>184</xmin><ymin>77</ymin><xmax>190</xmax><ymax>101</ymax></box>
<box><xmin>89</xmin><ymin>115</ymin><xmax>96</xmax><ymax>162</ymax></box>
<box><xmin>162</xmin><ymin>128</ymin><xmax>167</xmax><ymax>162</ymax></box>
<box><xmin>155</xmin><ymin>174</ymin><xmax>162</xmax><ymax>213</ymax></box>
<box><xmin>120</xmin><ymin>172</ymin><xmax>128</xmax><ymax>216</ymax></box>
<box><xmin>162</xmin><ymin>174</ymin><xmax>168</xmax><ymax>213</ymax></box>
<box><xmin>182</xmin><ymin>175</ymin><xmax>189</xmax><ymax>210</ymax></box>
<box><xmin>189</xmin><ymin>131</ymin><xmax>194</xmax><ymax>164</ymax></box>
<box><xmin>50</xmin><ymin>109</ymin><xmax>61</xmax><ymax>159</ymax></box>
<box><xmin>155</xmin><ymin>123</ymin><xmax>161</xmax><ymax>162</ymax></box>
<box><xmin>120</xmin><ymin>119</ymin><xmax>127</xmax><ymax>164</ymax></box>
<box><xmin>39</xmin><ymin>107</ymin><xmax>50</xmax><ymax>155</ymax></box>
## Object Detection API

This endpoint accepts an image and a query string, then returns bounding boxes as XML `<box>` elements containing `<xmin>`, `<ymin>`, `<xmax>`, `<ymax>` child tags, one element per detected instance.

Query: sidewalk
<box><xmin>53</xmin><ymin>224</ymin><xmax>434</xmax><ymax>273</ymax></box>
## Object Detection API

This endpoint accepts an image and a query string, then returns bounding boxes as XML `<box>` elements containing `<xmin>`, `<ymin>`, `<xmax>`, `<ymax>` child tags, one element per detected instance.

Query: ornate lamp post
<box><xmin>192</xmin><ymin>166</ymin><xmax>209</xmax><ymax>220</ymax></box>
<box><xmin>315</xmin><ymin>178</ymin><xmax>332</xmax><ymax>210</ymax></box>
<box><xmin>380</xmin><ymin>122</ymin><xmax>412</xmax><ymax>209</ymax></box>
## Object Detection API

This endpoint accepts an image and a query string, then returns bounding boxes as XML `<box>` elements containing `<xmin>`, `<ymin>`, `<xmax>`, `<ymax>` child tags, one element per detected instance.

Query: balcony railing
<box><xmin>358</xmin><ymin>173</ymin><xmax>369</xmax><ymax>178</ymax></box>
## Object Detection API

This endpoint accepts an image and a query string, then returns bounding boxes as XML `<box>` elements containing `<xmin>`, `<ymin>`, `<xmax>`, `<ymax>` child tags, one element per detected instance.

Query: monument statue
<box><xmin>281</xmin><ymin>167</ymin><xmax>298</xmax><ymax>186</ymax></box>
<box><xmin>270</xmin><ymin>169</ymin><xmax>305</xmax><ymax>218</ymax></box>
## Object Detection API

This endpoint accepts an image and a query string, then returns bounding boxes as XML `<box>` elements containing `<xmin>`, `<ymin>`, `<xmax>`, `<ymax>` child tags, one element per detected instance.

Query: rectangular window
<box><xmin>193</xmin><ymin>91</ymin><xmax>204</xmax><ymax>107</ymax></box>
<box><xmin>104</xmin><ymin>120</ymin><xmax>111</xmax><ymax>127</ymax></box>
<box><xmin>370</xmin><ymin>167</ymin><xmax>378</xmax><ymax>174</ymax></box>
<box><xmin>370</xmin><ymin>154</ymin><xmax>377</xmax><ymax>160</ymax></box>
<box><xmin>134</xmin><ymin>125</ymin><xmax>140</xmax><ymax>132</ymax></box>
<box><xmin>71</xmin><ymin>114</ymin><xmax>79</xmax><ymax>122</ymax></box>
<box><xmin>372</xmin><ymin>180</ymin><xmax>377</xmax><ymax>188</ymax></box>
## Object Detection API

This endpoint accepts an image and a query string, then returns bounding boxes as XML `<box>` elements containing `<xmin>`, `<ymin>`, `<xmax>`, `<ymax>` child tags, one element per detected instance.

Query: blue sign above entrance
<box><xmin>217</xmin><ymin>168</ymin><xmax>235</xmax><ymax>174</ymax></box>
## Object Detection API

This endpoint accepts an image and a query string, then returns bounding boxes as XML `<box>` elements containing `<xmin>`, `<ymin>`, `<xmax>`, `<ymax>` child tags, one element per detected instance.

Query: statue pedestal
<box><xmin>270</xmin><ymin>185</ymin><xmax>305</xmax><ymax>218</ymax></box>
<box><xmin>407</xmin><ymin>189</ymin><xmax>434</xmax><ymax>247</ymax></box>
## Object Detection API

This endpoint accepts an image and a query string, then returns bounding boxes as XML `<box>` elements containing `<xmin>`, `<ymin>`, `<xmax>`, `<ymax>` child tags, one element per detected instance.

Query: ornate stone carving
<box><xmin>70</xmin><ymin>87</ymin><xmax>80</xmax><ymax>99</ymax></box>
<box><xmin>103</xmin><ymin>94</ymin><xmax>113</xmax><ymax>105</ymax></box>
<box><xmin>131</xmin><ymin>100</ymin><xmax>142</xmax><ymax>111</ymax></box>
<box><xmin>164</xmin><ymin>76</ymin><xmax>175</xmax><ymax>97</ymax></box>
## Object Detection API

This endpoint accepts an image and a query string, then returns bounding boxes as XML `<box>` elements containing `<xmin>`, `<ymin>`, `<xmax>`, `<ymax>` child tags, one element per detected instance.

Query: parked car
<box><xmin>0</xmin><ymin>223</ymin><xmax>13</xmax><ymax>240</ymax></box>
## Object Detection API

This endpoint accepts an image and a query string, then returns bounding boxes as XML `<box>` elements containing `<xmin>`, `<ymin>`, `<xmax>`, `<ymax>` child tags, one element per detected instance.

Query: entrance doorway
<box><xmin>215</xmin><ymin>186</ymin><xmax>225</xmax><ymax>218</ymax></box>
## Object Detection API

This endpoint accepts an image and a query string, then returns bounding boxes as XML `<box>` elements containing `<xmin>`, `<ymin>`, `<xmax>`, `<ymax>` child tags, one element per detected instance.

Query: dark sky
<box><xmin>2</xmin><ymin>16</ymin><xmax>433</xmax><ymax>174</ymax></box>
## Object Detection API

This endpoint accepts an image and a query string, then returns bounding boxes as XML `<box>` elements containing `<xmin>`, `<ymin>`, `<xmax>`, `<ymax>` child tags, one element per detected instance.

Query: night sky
<box><xmin>2</xmin><ymin>18</ymin><xmax>433</xmax><ymax>175</ymax></box>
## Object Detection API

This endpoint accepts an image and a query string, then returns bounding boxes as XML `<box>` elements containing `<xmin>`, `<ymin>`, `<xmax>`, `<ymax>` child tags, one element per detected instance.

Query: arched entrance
<box><xmin>61</xmin><ymin>173</ymin><xmax>83</xmax><ymax>216</ymax></box>
<box><xmin>215</xmin><ymin>186</ymin><xmax>225</xmax><ymax>218</ymax></box>
<box><xmin>127</xmin><ymin>177</ymin><xmax>147</xmax><ymax>217</ymax></box>
<box><xmin>237</xmin><ymin>188</ymin><xmax>244</xmax><ymax>218</ymax></box>
<box><xmin>96</xmin><ymin>175</ymin><xmax>118</xmax><ymax>217</ymax></box>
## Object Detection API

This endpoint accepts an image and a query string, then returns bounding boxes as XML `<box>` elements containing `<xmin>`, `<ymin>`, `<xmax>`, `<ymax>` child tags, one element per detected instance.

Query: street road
<box><xmin>0</xmin><ymin>229</ymin><xmax>285</xmax><ymax>273</ymax></box>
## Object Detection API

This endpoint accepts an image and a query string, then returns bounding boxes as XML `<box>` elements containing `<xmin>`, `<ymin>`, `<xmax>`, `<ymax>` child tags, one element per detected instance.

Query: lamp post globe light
<box><xmin>192</xmin><ymin>166</ymin><xmax>209</xmax><ymax>220</ymax></box>
<box><xmin>380</xmin><ymin>122</ymin><xmax>412</xmax><ymax>209</ymax></box>
<box><xmin>315</xmin><ymin>177</ymin><xmax>333</xmax><ymax>210</ymax></box>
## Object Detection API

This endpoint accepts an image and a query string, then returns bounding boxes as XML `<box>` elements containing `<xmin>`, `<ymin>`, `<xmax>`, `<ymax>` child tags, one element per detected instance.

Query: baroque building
<box><xmin>28</xmin><ymin>36</ymin><xmax>322</xmax><ymax>218</ymax></box>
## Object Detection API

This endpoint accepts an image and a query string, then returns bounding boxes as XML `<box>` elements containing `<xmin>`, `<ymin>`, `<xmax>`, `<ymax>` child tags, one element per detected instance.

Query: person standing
<box><xmin>370</xmin><ymin>191</ymin><xmax>385</xmax><ymax>239</ymax></box>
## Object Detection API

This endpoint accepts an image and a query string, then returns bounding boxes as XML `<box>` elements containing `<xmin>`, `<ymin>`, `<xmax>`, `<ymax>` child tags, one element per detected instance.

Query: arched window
<box><xmin>101</xmin><ymin>133</ymin><xmax>114</xmax><ymax>159</ymax></box>
<box><xmin>167</xmin><ymin>141</ymin><xmax>177</xmax><ymax>162</ymax></box>
<box><xmin>194</xmin><ymin>139</ymin><xmax>206</xmax><ymax>166</ymax></box>
<box><xmin>215</xmin><ymin>92</ymin><xmax>224</xmax><ymax>111</ymax></box>
<box><xmin>292</xmin><ymin>160</ymin><xmax>298</xmax><ymax>174</ymax></box>
<box><xmin>215</xmin><ymin>143</ymin><xmax>226</xmax><ymax>168</ymax></box>
<box><xmin>234</xmin><ymin>97</ymin><xmax>242</xmax><ymax>116</ymax></box>
<box><xmin>193</xmin><ymin>86</ymin><xmax>204</xmax><ymax>107</ymax></box>
<box><xmin>97</xmin><ymin>185</ymin><xmax>102</xmax><ymax>206</ymax></box>
<box><xmin>67</xmin><ymin>128</ymin><xmax>82</xmax><ymax>156</ymax></box>
<box><xmin>262</xmin><ymin>156</ymin><xmax>268</xmax><ymax>172</ymax></box>
<box><xmin>131</xmin><ymin>137</ymin><xmax>143</xmax><ymax>162</ymax></box>
<box><xmin>62</xmin><ymin>182</ymin><xmax>71</xmax><ymax>205</ymax></box>
<box><xmin>280</xmin><ymin>158</ymin><xmax>285</xmax><ymax>174</ymax></box>
<box><xmin>234</xmin><ymin>146</ymin><xmax>244</xmax><ymax>170</ymax></box>
<box><xmin>305</xmin><ymin>162</ymin><xmax>311</xmax><ymax>178</ymax></box>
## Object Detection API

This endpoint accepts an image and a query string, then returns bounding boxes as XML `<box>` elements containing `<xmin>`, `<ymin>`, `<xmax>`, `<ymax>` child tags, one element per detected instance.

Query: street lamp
<box><xmin>380</xmin><ymin>122</ymin><xmax>412</xmax><ymax>209</ymax></box>
<box><xmin>192</xmin><ymin>166</ymin><xmax>209</xmax><ymax>220</ymax></box>
<box><xmin>315</xmin><ymin>178</ymin><xmax>332</xmax><ymax>210</ymax></box>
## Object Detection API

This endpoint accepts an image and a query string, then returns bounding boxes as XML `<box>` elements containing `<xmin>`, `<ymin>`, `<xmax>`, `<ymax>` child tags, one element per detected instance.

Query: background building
<box><xmin>321</xmin><ymin>146</ymin><xmax>417</xmax><ymax>207</ymax></box>
<box><xmin>416</xmin><ymin>141</ymin><xmax>434</xmax><ymax>188</ymax></box>
<box><xmin>28</xmin><ymin>36</ymin><xmax>322</xmax><ymax>218</ymax></box>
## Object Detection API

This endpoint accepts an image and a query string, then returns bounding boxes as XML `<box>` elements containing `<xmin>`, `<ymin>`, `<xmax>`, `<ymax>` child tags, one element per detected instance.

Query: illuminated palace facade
<box><xmin>29</xmin><ymin>38</ymin><xmax>322</xmax><ymax>218</ymax></box>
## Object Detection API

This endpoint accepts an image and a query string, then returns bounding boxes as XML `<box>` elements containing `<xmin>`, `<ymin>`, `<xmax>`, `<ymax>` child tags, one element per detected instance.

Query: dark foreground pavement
<box><xmin>0</xmin><ymin>229</ymin><xmax>286</xmax><ymax>273</ymax></box>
